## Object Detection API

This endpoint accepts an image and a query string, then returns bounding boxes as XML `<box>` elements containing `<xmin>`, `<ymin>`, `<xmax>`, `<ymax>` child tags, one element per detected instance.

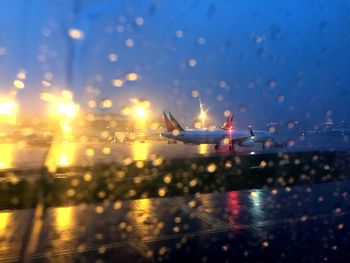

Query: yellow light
<box><xmin>198</xmin><ymin>98</ymin><xmax>207</xmax><ymax>128</ymax></box>
<box><xmin>198</xmin><ymin>111</ymin><xmax>207</xmax><ymax>129</ymax></box>
<box><xmin>135</xmin><ymin>106</ymin><xmax>146</xmax><ymax>119</ymax></box>
<box><xmin>120</xmin><ymin>107</ymin><xmax>131</xmax><ymax>116</ymax></box>
<box><xmin>13</xmin><ymin>80</ymin><xmax>25</xmax><ymax>89</ymax></box>
<box><xmin>0</xmin><ymin>143</ymin><xmax>14</xmax><ymax>169</ymax></box>
<box><xmin>86</xmin><ymin>148</ymin><xmax>95</xmax><ymax>157</ymax></box>
<box><xmin>45</xmin><ymin>141</ymin><xmax>76</xmax><ymax>172</ymax></box>
<box><xmin>61</xmin><ymin>90</ymin><xmax>73</xmax><ymax>101</ymax></box>
<box><xmin>158</xmin><ymin>188</ymin><xmax>166</xmax><ymax>197</ymax></box>
<box><xmin>42</xmin><ymin>90</ymin><xmax>79</xmax><ymax>172</ymax></box>
<box><xmin>126</xmin><ymin>72</ymin><xmax>138</xmax><ymax>81</ymax></box>
<box><xmin>131</xmin><ymin>199</ymin><xmax>152</xmax><ymax>235</ymax></box>
<box><xmin>207</xmin><ymin>163</ymin><xmax>217</xmax><ymax>173</ymax></box>
<box><xmin>102</xmin><ymin>147</ymin><xmax>111</xmax><ymax>155</ymax></box>
<box><xmin>0</xmin><ymin>211</ymin><xmax>11</xmax><ymax>238</ymax></box>
<box><xmin>40</xmin><ymin>91</ymin><xmax>79</xmax><ymax>119</ymax></box>
<box><xmin>111</xmin><ymin>79</ymin><xmax>123</xmax><ymax>87</ymax></box>
<box><xmin>0</xmin><ymin>100</ymin><xmax>17</xmax><ymax>116</ymax></box>
<box><xmin>198</xmin><ymin>144</ymin><xmax>209</xmax><ymax>155</ymax></box>
<box><xmin>0</xmin><ymin>98</ymin><xmax>17</xmax><ymax>125</ymax></box>
<box><xmin>133</xmin><ymin>141</ymin><xmax>148</xmax><ymax>161</ymax></box>
<box><xmin>58</xmin><ymin>141</ymin><xmax>76</xmax><ymax>166</ymax></box>
<box><xmin>40</xmin><ymin>92</ymin><xmax>55</xmax><ymax>102</ymax></box>
<box><xmin>101</xmin><ymin>99</ymin><xmax>113</xmax><ymax>109</ymax></box>
<box><xmin>56</xmin><ymin>206</ymin><xmax>73</xmax><ymax>231</ymax></box>
<box><xmin>68</xmin><ymin>28</ymin><xmax>84</xmax><ymax>40</ymax></box>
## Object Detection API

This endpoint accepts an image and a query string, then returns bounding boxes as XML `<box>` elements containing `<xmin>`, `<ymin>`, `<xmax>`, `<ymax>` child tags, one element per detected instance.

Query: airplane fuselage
<box><xmin>161</xmin><ymin>129</ymin><xmax>273</xmax><ymax>145</ymax></box>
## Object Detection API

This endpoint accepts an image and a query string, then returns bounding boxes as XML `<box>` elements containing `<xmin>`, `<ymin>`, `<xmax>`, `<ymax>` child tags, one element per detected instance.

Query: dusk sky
<box><xmin>0</xmin><ymin>0</ymin><xmax>350</xmax><ymax>128</ymax></box>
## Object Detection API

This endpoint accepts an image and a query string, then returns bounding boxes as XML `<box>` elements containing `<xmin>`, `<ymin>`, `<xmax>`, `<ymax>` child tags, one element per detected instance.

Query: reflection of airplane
<box><xmin>161</xmin><ymin>111</ymin><xmax>277</xmax><ymax>151</ymax></box>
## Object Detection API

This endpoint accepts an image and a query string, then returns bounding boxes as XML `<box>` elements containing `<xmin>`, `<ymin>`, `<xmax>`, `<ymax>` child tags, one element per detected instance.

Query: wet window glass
<box><xmin>1</xmin><ymin>0</ymin><xmax>350</xmax><ymax>262</ymax></box>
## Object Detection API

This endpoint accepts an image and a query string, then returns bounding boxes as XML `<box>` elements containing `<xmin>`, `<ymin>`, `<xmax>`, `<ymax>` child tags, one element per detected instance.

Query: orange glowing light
<box><xmin>0</xmin><ymin>98</ymin><xmax>17</xmax><ymax>125</ymax></box>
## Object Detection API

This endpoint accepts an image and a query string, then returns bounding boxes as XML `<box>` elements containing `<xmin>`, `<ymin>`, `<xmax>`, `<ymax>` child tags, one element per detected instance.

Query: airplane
<box><xmin>161</xmin><ymin>111</ymin><xmax>277</xmax><ymax>151</ymax></box>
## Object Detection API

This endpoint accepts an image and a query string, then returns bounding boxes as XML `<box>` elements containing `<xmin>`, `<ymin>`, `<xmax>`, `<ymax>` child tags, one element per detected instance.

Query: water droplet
<box><xmin>188</xmin><ymin>58</ymin><xmax>197</xmax><ymax>67</ymax></box>
<box><xmin>191</xmin><ymin>90</ymin><xmax>199</xmax><ymax>97</ymax></box>
<box><xmin>197</xmin><ymin>37</ymin><xmax>206</xmax><ymax>45</ymax></box>
<box><xmin>224</xmin><ymin>110</ymin><xmax>231</xmax><ymax>117</ymax></box>
<box><xmin>108</xmin><ymin>53</ymin><xmax>118</xmax><ymax>62</ymax></box>
<box><xmin>135</xmin><ymin>17</ymin><xmax>144</xmax><ymax>26</ymax></box>
<box><xmin>207</xmin><ymin>163</ymin><xmax>216</xmax><ymax>173</ymax></box>
<box><xmin>68</xmin><ymin>28</ymin><xmax>84</xmax><ymax>40</ymax></box>
<box><xmin>219</xmin><ymin>81</ymin><xmax>227</xmax><ymax>88</ymax></box>
<box><xmin>126</xmin><ymin>72</ymin><xmax>138</xmax><ymax>81</ymax></box>
<box><xmin>111</xmin><ymin>79</ymin><xmax>123</xmax><ymax>87</ymax></box>
<box><xmin>277</xmin><ymin>94</ymin><xmax>284</xmax><ymax>102</ymax></box>
<box><xmin>267</xmin><ymin>79</ymin><xmax>277</xmax><ymax>88</ymax></box>
<box><xmin>175</xmin><ymin>30</ymin><xmax>183</xmax><ymax>38</ymax></box>
<box><xmin>13</xmin><ymin>80</ymin><xmax>24</xmax><ymax>89</ymax></box>
<box><xmin>100</xmin><ymin>99</ymin><xmax>113</xmax><ymax>108</ymax></box>
<box><xmin>125</xmin><ymin>38</ymin><xmax>134</xmax><ymax>47</ymax></box>
<box><xmin>324</xmin><ymin>109</ymin><xmax>332</xmax><ymax>117</ymax></box>
<box><xmin>239</xmin><ymin>105</ymin><xmax>246</xmax><ymax>113</ymax></box>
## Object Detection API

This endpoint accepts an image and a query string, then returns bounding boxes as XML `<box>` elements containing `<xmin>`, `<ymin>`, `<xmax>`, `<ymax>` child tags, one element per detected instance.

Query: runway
<box><xmin>0</xmin><ymin>132</ymin><xmax>349</xmax><ymax>173</ymax></box>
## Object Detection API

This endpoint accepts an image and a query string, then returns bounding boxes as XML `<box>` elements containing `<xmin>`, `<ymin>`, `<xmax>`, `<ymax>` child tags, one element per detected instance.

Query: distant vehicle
<box><xmin>161</xmin><ymin>111</ymin><xmax>277</xmax><ymax>151</ymax></box>
<box><xmin>107</xmin><ymin>131</ymin><xmax>145</xmax><ymax>143</ymax></box>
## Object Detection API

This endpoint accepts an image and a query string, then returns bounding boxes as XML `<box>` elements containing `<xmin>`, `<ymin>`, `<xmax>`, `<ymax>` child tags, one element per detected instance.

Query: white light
<box><xmin>57</xmin><ymin>103</ymin><xmax>79</xmax><ymax>118</ymax></box>
<box><xmin>0</xmin><ymin>101</ymin><xmax>17</xmax><ymax>116</ymax></box>
<box><xmin>134</xmin><ymin>106</ymin><xmax>147</xmax><ymax>119</ymax></box>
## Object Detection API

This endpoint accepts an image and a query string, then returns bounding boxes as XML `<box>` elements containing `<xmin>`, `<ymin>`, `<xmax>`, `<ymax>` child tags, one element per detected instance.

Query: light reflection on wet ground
<box><xmin>1</xmin><ymin>179</ymin><xmax>350</xmax><ymax>261</ymax></box>
<box><xmin>0</xmin><ymin>144</ymin><xmax>14</xmax><ymax>169</ymax></box>
<box><xmin>132</xmin><ymin>141</ymin><xmax>149</xmax><ymax>161</ymax></box>
<box><xmin>0</xmin><ymin>209</ymin><xmax>32</xmax><ymax>261</ymax></box>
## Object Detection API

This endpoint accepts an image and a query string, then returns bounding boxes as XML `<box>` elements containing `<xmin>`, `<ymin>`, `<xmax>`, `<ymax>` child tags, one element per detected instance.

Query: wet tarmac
<box><xmin>1</xmin><ymin>179</ymin><xmax>350</xmax><ymax>262</ymax></box>
<box><xmin>0</xmin><ymin>133</ymin><xmax>349</xmax><ymax>262</ymax></box>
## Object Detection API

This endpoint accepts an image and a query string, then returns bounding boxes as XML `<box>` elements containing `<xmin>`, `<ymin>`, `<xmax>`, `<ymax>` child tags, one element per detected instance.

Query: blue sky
<box><xmin>0</xmin><ymin>0</ymin><xmax>350</xmax><ymax>128</ymax></box>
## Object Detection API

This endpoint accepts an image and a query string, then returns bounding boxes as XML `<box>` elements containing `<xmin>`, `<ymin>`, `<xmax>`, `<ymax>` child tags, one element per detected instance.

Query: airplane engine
<box><xmin>239</xmin><ymin>140</ymin><xmax>255</xmax><ymax>147</ymax></box>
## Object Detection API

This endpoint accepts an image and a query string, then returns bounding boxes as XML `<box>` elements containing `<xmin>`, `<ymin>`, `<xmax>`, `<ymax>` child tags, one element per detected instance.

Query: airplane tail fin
<box><xmin>220</xmin><ymin>114</ymin><xmax>234</xmax><ymax>130</ymax></box>
<box><xmin>249</xmin><ymin>125</ymin><xmax>255</xmax><ymax>137</ymax></box>
<box><xmin>163</xmin><ymin>111</ymin><xmax>185</xmax><ymax>132</ymax></box>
